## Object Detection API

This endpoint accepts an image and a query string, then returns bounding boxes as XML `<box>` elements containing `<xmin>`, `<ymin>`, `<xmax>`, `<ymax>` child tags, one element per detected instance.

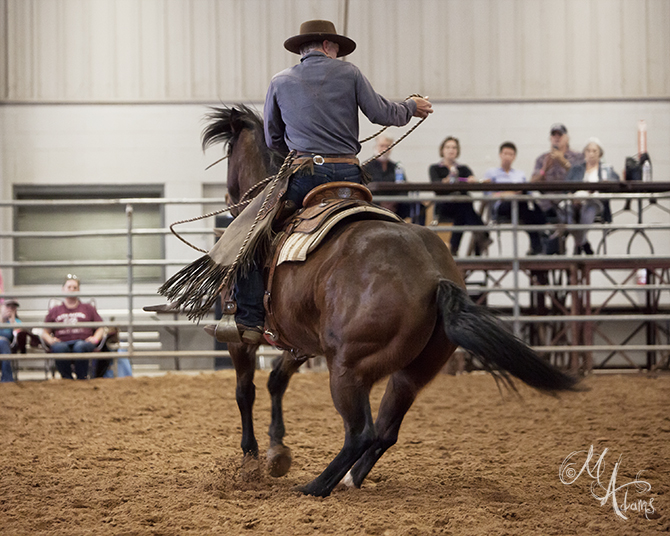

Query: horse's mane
<box><xmin>201</xmin><ymin>104</ymin><xmax>285</xmax><ymax>175</ymax></box>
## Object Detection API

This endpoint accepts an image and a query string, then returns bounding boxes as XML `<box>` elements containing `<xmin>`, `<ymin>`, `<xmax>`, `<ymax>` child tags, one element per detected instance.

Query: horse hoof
<box><xmin>239</xmin><ymin>454</ymin><xmax>261</xmax><ymax>482</ymax></box>
<box><xmin>266</xmin><ymin>444</ymin><xmax>292</xmax><ymax>477</ymax></box>
<box><xmin>294</xmin><ymin>482</ymin><xmax>331</xmax><ymax>498</ymax></box>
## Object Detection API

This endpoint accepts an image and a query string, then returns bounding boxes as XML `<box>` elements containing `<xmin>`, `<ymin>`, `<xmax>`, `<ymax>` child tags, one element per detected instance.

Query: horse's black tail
<box><xmin>437</xmin><ymin>279</ymin><xmax>578</xmax><ymax>392</ymax></box>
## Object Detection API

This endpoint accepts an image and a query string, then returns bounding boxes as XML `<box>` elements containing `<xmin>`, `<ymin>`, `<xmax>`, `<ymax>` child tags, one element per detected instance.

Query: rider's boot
<box><xmin>204</xmin><ymin>317</ymin><xmax>264</xmax><ymax>345</ymax></box>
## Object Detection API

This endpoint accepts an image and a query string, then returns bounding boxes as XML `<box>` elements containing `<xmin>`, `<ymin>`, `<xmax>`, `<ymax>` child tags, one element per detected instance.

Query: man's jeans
<box><xmin>495</xmin><ymin>200</ymin><xmax>547</xmax><ymax>254</ymax></box>
<box><xmin>0</xmin><ymin>336</ymin><xmax>14</xmax><ymax>382</ymax></box>
<box><xmin>284</xmin><ymin>162</ymin><xmax>363</xmax><ymax>206</ymax></box>
<box><xmin>235</xmin><ymin>163</ymin><xmax>363</xmax><ymax>328</ymax></box>
<box><xmin>52</xmin><ymin>340</ymin><xmax>94</xmax><ymax>380</ymax></box>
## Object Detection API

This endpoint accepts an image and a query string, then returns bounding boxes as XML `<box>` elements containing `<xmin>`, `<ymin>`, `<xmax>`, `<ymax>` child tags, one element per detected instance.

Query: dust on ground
<box><xmin>1</xmin><ymin>370</ymin><xmax>668</xmax><ymax>535</ymax></box>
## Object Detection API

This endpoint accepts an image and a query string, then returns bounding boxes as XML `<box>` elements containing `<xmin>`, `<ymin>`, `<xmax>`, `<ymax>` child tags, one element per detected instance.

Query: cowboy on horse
<box><xmin>231</xmin><ymin>20</ymin><xmax>432</xmax><ymax>343</ymax></box>
<box><xmin>154</xmin><ymin>21</ymin><xmax>578</xmax><ymax>499</ymax></box>
<box><xmin>158</xmin><ymin>20</ymin><xmax>431</xmax><ymax>342</ymax></box>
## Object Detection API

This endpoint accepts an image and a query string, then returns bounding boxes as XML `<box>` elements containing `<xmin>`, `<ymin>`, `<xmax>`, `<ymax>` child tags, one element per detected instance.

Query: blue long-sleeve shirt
<box><xmin>0</xmin><ymin>318</ymin><xmax>21</xmax><ymax>342</ymax></box>
<box><xmin>264</xmin><ymin>51</ymin><xmax>416</xmax><ymax>155</ymax></box>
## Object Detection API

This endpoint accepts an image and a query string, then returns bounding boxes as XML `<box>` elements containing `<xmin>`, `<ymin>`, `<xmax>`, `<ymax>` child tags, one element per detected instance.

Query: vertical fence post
<box><xmin>511</xmin><ymin>197</ymin><xmax>521</xmax><ymax>337</ymax></box>
<box><xmin>126</xmin><ymin>204</ymin><xmax>134</xmax><ymax>359</ymax></box>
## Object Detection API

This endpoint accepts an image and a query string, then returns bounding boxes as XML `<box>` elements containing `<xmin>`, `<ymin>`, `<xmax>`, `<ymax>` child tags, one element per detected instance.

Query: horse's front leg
<box><xmin>266</xmin><ymin>351</ymin><xmax>308</xmax><ymax>477</ymax></box>
<box><xmin>228</xmin><ymin>342</ymin><xmax>260</xmax><ymax>459</ymax></box>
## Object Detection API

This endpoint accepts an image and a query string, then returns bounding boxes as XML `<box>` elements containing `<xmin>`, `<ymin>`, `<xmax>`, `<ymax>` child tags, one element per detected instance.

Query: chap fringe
<box><xmin>158</xmin><ymin>255</ymin><xmax>230</xmax><ymax>321</ymax></box>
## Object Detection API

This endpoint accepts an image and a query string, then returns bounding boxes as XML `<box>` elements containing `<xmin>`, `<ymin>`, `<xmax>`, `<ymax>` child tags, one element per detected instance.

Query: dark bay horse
<box><xmin>201</xmin><ymin>105</ymin><xmax>577</xmax><ymax>497</ymax></box>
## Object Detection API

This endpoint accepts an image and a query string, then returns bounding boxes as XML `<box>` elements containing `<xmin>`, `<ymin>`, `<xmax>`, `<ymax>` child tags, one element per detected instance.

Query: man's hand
<box><xmin>549</xmin><ymin>148</ymin><xmax>570</xmax><ymax>168</ymax></box>
<box><xmin>44</xmin><ymin>332</ymin><xmax>60</xmax><ymax>345</ymax></box>
<box><xmin>411</xmin><ymin>97</ymin><xmax>433</xmax><ymax>118</ymax></box>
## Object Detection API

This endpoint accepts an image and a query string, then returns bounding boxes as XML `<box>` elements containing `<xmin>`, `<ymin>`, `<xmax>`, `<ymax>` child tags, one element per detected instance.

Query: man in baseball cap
<box><xmin>532</xmin><ymin>122</ymin><xmax>583</xmax><ymax>186</ymax></box>
<box><xmin>550</xmin><ymin>123</ymin><xmax>568</xmax><ymax>136</ymax></box>
<box><xmin>531</xmin><ymin>123</ymin><xmax>584</xmax><ymax>253</ymax></box>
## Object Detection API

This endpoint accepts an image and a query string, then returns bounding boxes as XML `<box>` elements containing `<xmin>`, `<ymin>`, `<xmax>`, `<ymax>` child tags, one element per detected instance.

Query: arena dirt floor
<box><xmin>1</xmin><ymin>368</ymin><xmax>669</xmax><ymax>535</ymax></box>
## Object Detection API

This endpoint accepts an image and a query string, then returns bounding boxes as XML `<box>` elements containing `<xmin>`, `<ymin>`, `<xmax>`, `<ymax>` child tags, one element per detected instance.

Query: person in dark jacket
<box><xmin>429</xmin><ymin>136</ymin><xmax>491</xmax><ymax>256</ymax></box>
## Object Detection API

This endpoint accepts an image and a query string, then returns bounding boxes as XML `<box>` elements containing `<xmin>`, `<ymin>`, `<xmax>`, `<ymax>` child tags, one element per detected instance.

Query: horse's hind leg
<box><xmin>266</xmin><ymin>351</ymin><xmax>308</xmax><ymax>477</ymax></box>
<box><xmin>345</xmin><ymin>327</ymin><xmax>454</xmax><ymax>489</ymax></box>
<box><xmin>297</xmin><ymin>367</ymin><xmax>376</xmax><ymax>497</ymax></box>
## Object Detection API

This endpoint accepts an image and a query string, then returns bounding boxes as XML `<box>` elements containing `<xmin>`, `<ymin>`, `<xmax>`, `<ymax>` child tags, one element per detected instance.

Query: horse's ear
<box><xmin>230</xmin><ymin>108</ymin><xmax>242</xmax><ymax>134</ymax></box>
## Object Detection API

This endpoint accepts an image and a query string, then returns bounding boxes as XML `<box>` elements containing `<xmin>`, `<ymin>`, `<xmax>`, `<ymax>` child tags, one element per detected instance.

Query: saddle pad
<box><xmin>277</xmin><ymin>206</ymin><xmax>401</xmax><ymax>265</ymax></box>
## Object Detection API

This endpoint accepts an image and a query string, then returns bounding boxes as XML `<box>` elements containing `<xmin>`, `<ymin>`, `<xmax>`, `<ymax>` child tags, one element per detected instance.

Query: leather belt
<box><xmin>295</xmin><ymin>153</ymin><xmax>359</xmax><ymax>166</ymax></box>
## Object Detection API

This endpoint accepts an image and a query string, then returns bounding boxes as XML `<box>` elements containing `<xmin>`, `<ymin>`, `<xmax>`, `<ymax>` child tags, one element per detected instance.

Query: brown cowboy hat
<box><xmin>284</xmin><ymin>20</ymin><xmax>356</xmax><ymax>57</ymax></box>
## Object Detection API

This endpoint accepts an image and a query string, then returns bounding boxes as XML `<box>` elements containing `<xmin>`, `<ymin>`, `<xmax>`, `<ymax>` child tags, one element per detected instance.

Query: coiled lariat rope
<box><xmin>172</xmin><ymin>94</ymin><xmax>428</xmax><ymax>253</ymax></box>
<box><xmin>360</xmin><ymin>94</ymin><xmax>428</xmax><ymax>166</ymax></box>
<box><xmin>169</xmin><ymin>174</ymin><xmax>275</xmax><ymax>254</ymax></box>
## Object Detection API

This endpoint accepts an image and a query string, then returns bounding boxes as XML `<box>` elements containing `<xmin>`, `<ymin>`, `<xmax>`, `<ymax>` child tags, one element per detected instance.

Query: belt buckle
<box><xmin>313</xmin><ymin>155</ymin><xmax>325</xmax><ymax>165</ymax></box>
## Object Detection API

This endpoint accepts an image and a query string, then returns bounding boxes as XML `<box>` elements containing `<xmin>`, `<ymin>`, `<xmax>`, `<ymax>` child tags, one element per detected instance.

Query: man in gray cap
<box><xmin>531</xmin><ymin>123</ymin><xmax>584</xmax><ymax>190</ymax></box>
<box><xmin>530</xmin><ymin>123</ymin><xmax>584</xmax><ymax>253</ymax></box>
<box><xmin>233</xmin><ymin>20</ymin><xmax>433</xmax><ymax>342</ymax></box>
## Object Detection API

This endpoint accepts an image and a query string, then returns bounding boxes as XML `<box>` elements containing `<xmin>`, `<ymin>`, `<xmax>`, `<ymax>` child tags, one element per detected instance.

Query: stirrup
<box><xmin>203</xmin><ymin>316</ymin><xmax>264</xmax><ymax>345</ymax></box>
<box><xmin>203</xmin><ymin>316</ymin><xmax>242</xmax><ymax>344</ymax></box>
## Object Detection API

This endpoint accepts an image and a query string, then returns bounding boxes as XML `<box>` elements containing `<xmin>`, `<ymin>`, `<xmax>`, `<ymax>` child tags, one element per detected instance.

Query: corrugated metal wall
<box><xmin>1</xmin><ymin>0</ymin><xmax>668</xmax><ymax>103</ymax></box>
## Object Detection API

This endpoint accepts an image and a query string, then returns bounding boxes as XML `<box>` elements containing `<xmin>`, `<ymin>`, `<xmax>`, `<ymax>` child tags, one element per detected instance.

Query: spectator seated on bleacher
<box><xmin>364</xmin><ymin>135</ymin><xmax>424</xmax><ymax>224</ymax></box>
<box><xmin>429</xmin><ymin>136</ymin><xmax>491</xmax><ymax>256</ymax></box>
<box><xmin>565</xmin><ymin>138</ymin><xmax>619</xmax><ymax>255</ymax></box>
<box><xmin>531</xmin><ymin>123</ymin><xmax>585</xmax><ymax>255</ymax></box>
<box><xmin>483</xmin><ymin>141</ymin><xmax>547</xmax><ymax>255</ymax></box>
<box><xmin>41</xmin><ymin>275</ymin><xmax>109</xmax><ymax>380</ymax></box>
<box><xmin>1</xmin><ymin>299</ymin><xmax>22</xmax><ymax>382</ymax></box>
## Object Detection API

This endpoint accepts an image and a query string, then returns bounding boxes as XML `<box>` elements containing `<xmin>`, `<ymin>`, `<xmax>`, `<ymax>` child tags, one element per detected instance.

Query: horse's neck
<box><xmin>228</xmin><ymin>129</ymin><xmax>272</xmax><ymax>205</ymax></box>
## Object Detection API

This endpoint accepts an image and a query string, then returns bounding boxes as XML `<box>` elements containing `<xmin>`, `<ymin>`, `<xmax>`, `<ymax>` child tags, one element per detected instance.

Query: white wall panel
<box><xmin>621</xmin><ymin>0</ymin><xmax>648</xmax><ymax>96</ymax></box>
<box><xmin>138</xmin><ymin>0</ymin><xmax>167</xmax><ymax>99</ymax></box>
<box><xmin>212</xmin><ymin>0</ymin><xmax>242</xmax><ymax>100</ymax></box>
<box><xmin>0</xmin><ymin>1</ymin><xmax>6</xmax><ymax>98</ymax></box>
<box><xmin>2</xmin><ymin>0</ymin><xmax>668</xmax><ymax>103</ymax></box>
<box><xmin>89</xmin><ymin>0</ymin><xmax>116</xmax><ymax>99</ymax></box>
<box><xmin>115</xmin><ymin>0</ymin><xmax>142</xmax><ymax>98</ymax></box>
<box><xmin>494</xmin><ymin>0</ymin><xmax>521</xmax><ymax>97</ymax></box>
<box><xmin>647</xmin><ymin>0</ymin><xmax>670</xmax><ymax>96</ymax></box>
<box><xmin>164</xmin><ymin>0</ymin><xmax>191</xmax><ymax>99</ymax></box>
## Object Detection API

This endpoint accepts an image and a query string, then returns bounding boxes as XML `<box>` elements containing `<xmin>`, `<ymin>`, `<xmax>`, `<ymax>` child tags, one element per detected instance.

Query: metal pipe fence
<box><xmin>2</xmin><ymin>188</ymin><xmax>669</xmax><ymax>372</ymax></box>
